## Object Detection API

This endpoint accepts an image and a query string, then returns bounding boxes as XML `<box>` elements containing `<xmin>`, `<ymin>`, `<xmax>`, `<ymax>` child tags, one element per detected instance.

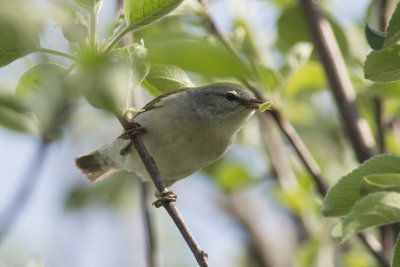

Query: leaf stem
<box><xmin>33</xmin><ymin>48</ymin><xmax>78</xmax><ymax>61</ymax></box>
<box><xmin>102</xmin><ymin>26</ymin><xmax>132</xmax><ymax>54</ymax></box>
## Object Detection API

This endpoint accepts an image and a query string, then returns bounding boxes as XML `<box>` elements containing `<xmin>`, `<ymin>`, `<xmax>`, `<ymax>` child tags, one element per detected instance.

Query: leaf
<box><xmin>393</xmin><ymin>234</ymin><xmax>400</xmax><ymax>267</ymax></box>
<box><xmin>143</xmin><ymin>64</ymin><xmax>194</xmax><ymax>96</ymax></box>
<box><xmin>365</xmin><ymin>24</ymin><xmax>386</xmax><ymax>50</ymax></box>
<box><xmin>54</xmin><ymin>3</ymin><xmax>89</xmax><ymax>44</ymax></box>
<box><xmin>364</xmin><ymin>45</ymin><xmax>400</xmax><ymax>82</ymax></box>
<box><xmin>15</xmin><ymin>63</ymin><xmax>70</xmax><ymax>140</ymax></box>
<box><xmin>124</xmin><ymin>0</ymin><xmax>184</xmax><ymax>31</ymax></box>
<box><xmin>341</xmin><ymin>192</ymin><xmax>400</xmax><ymax>240</ymax></box>
<box><xmin>0</xmin><ymin>94</ymin><xmax>37</xmax><ymax>133</ymax></box>
<box><xmin>147</xmin><ymin>39</ymin><xmax>252</xmax><ymax>79</ymax></box>
<box><xmin>360</xmin><ymin>173</ymin><xmax>400</xmax><ymax>195</ymax></box>
<box><xmin>284</xmin><ymin>61</ymin><xmax>326</xmax><ymax>97</ymax></box>
<box><xmin>213</xmin><ymin>162</ymin><xmax>254</xmax><ymax>193</ymax></box>
<box><xmin>77</xmin><ymin>53</ymin><xmax>131</xmax><ymax>115</ymax></box>
<box><xmin>368</xmin><ymin>81</ymin><xmax>400</xmax><ymax>99</ymax></box>
<box><xmin>383</xmin><ymin>2</ymin><xmax>400</xmax><ymax>49</ymax></box>
<box><xmin>0</xmin><ymin>17</ymin><xmax>40</xmax><ymax>67</ymax></box>
<box><xmin>74</xmin><ymin>0</ymin><xmax>102</xmax><ymax>11</ymax></box>
<box><xmin>128</xmin><ymin>42</ymin><xmax>150</xmax><ymax>90</ymax></box>
<box><xmin>321</xmin><ymin>155</ymin><xmax>400</xmax><ymax>217</ymax></box>
<box><xmin>276</xmin><ymin>6</ymin><xmax>348</xmax><ymax>55</ymax></box>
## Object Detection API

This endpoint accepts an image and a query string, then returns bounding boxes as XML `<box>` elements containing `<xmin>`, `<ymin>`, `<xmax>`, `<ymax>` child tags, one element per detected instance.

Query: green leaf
<box><xmin>364</xmin><ymin>45</ymin><xmax>400</xmax><ymax>82</ymax></box>
<box><xmin>15</xmin><ymin>63</ymin><xmax>70</xmax><ymax>140</ymax></box>
<box><xmin>0</xmin><ymin>94</ymin><xmax>37</xmax><ymax>133</ymax></box>
<box><xmin>360</xmin><ymin>173</ymin><xmax>400</xmax><ymax>195</ymax></box>
<box><xmin>393</xmin><ymin>234</ymin><xmax>400</xmax><ymax>267</ymax></box>
<box><xmin>124</xmin><ymin>0</ymin><xmax>184</xmax><ymax>31</ymax></box>
<box><xmin>213</xmin><ymin>162</ymin><xmax>254</xmax><ymax>193</ymax></box>
<box><xmin>284</xmin><ymin>61</ymin><xmax>326</xmax><ymax>97</ymax></box>
<box><xmin>341</xmin><ymin>192</ymin><xmax>400</xmax><ymax>240</ymax></box>
<box><xmin>383</xmin><ymin>2</ymin><xmax>400</xmax><ymax>49</ymax></box>
<box><xmin>365</xmin><ymin>24</ymin><xmax>386</xmax><ymax>50</ymax></box>
<box><xmin>143</xmin><ymin>64</ymin><xmax>194</xmax><ymax>96</ymax></box>
<box><xmin>147</xmin><ymin>39</ymin><xmax>252</xmax><ymax>78</ymax></box>
<box><xmin>128</xmin><ymin>42</ymin><xmax>150</xmax><ymax>90</ymax></box>
<box><xmin>77</xmin><ymin>53</ymin><xmax>131</xmax><ymax>115</ymax></box>
<box><xmin>368</xmin><ymin>81</ymin><xmax>400</xmax><ymax>99</ymax></box>
<box><xmin>0</xmin><ymin>17</ymin><xmax>40</xmax><ymax>67</ymax></box>
<box><xmin>276</xmin><ymin>6</ymin><xmax>348</xmax><ymax>55</ymax></box>
<box><xmin>321</xmin><ymin>155</ymin><xmax>400</xmax><ymax>217</ymax></box>
<box><xmin>74</xmin><ymin>0</ymin><xmax>102</xmax><ymax>11</ymax></box>
<box><xmin>54</xmin><ymin>3</ymin><xmax>89</xmax><ymax>44</ymax></box>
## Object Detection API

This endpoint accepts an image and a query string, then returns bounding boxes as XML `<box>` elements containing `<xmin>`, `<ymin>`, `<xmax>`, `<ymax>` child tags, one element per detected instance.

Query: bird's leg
<box><xmin>152</xmin><ymin>190</ymin><xmax>178</xmax><ymax>208</ymax></box>
<box><xmin>119</xmin><ymin>122</ymin><xmax>146</xmax><ymax>155</ymax></box>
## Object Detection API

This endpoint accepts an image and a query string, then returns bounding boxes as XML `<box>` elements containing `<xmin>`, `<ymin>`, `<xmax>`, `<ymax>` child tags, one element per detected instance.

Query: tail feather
<box><xmin>75</xmin><ymin>151</ymin><xmax>118</xmax><ymax>182</ymax></box>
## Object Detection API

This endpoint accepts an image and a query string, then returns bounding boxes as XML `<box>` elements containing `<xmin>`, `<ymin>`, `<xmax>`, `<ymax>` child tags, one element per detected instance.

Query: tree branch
<box><xmin>298</xmin><ymin>0</ymin><xmax>390</xmax><ymax>266</ymax></box>
<box><xmin>298</xmin><ymin>0</ymin><xmax>376</xmax><ymax>163</ymax></box>
<box><xmin>117</xmin><ymin>116</ymin><xmax>210</xmax><ymax>267</ymax></box>
<box><xmin>0</xmin><ymin>139</ymin><xmax>48</xmax><ymax>243</ymax></box>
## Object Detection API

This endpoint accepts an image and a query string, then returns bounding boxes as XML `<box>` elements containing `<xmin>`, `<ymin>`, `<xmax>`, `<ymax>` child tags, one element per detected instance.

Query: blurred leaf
<box><xmin>77</xmin><ymin>52</ymin><xmax>130</xmax><ymax>115</ymax></box>
<box><xmin>74</xmin><ymin>0</ymin><xmax>102</xmax><ymax>12</ymax></box>
<box><xmin>280</xmin><ymin>42</ymin><xmax>313</xmax><ymax>77</ymax></box>
<box><xmin>393</xmin><ymin>234</ymin><xmax>400</xmax><ymax>267</ymax></box>
<box><xmin>341</xmin><ymin>192</ymin><xmax>400</xmax><ymax>240</ymax></box>
<box><xmin>0</xmin><ymin>94</ymin><xmax>37</xmax><ymax>133</ymax></box>
<box><xmin>284</xmin><ymin>61</ymin><xmax>326</xmax><ymax>97</ymax></box>
<box><xmin>0</xmin><ymin>17</ymin><xmax>40</xmax><ymax>67</ymax></box>
<box><xmin>383</xmin><ymin>2</ymin><xmax>400</xmax><ymax>49</ymax></box>
<box><xmin>213</xmin><ymin>162</ymin><xmax>254</xmax><ymax>193</ymax></box>
<box><xmin>143</xmin><ymin>64</ymin><xmax>194</xmax><ymax>96</ymax></box>
<box><xmin>321</xmin><ymin>155</ymin><xmax>400</xmax><ymax>217</ymax></box>
<box><xmin>66</xmin><ymin>172</ymin><xmax>134</xmax><ymax>209</ymax></box>
<box><xmin>369</xmin><ymin>81</ymin><xmax>400</xmax><ymax>99</ymax></box>
<box><xmin>364</xmin><ymin>45</ymin><xmax>400</xmax><ymax>82</ymax></box>
<box><xmin>265</xmin><ymin>0</ymin><xmax>295</xmax><ymax>9</ymax></box>
<box><xmin>276</xmin><ymin>6</ymin><xmax>348</xmax><ymax>55</ymax></box>
<box><xmin>54</xmin><ymin>3</ymin><xmax>88</xmax><ymax>44</ymax></box>
<box><xmin>254</xmin><ymin>64</ymin><xmax>281</xmax><ymax>91</ymax></box>
<box><xmin>15</xmin><ymin>63</ymin><xmax>71</xmax><ymax>139</ymax></box>
<box><xmin>360</xmin><ymin>173</ymin><xmax>400</xmax><ymax>195</ymax></box>
<box><xmin>124</xmin><ymin>0</ymin><xmax>184</xmax><ymax>31</ymax></box>
<box><xmin>128</xmin><ymin>42</ymin><xmax>150</xmax><ymax>90</ymax></box>
<box><xmin>365</xmin><ymin>24</ymin><xmax>385</xmax><ymax>50</ymax></box>
<box><xmin>148</xmin><ymin>39</ymin><xmax>252</xmax><ymax>78</ymax></box>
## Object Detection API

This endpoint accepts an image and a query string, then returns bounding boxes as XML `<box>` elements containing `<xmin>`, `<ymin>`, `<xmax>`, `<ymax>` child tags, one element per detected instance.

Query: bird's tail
<box><xmin>75</xmin><ymin>150</ymin><xmax>118</xmax><ymax>182</ymax></box>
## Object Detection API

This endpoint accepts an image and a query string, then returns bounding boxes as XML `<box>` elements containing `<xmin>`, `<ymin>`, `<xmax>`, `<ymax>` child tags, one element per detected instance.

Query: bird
<box><xmin>75</xmin><ymin>82</ymin><xmax>266</xmax><ymax>189</ymax></box>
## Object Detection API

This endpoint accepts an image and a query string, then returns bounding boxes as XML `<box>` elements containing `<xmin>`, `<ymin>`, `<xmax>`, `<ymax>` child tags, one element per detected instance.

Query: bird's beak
<box><xmin>244</xmin><ymin>98</ymin><xmax>265</xmax><ymax>109</ymax></box>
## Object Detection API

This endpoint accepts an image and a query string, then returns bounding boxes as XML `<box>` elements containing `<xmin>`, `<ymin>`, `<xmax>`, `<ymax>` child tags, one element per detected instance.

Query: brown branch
<box><xmin>117</xmin><ymin>116</ymin><xmax>210</xmax><ymax>267</ymax></box>
<box><xmin>298</xmin><ymin>0</ymin><xmax>390</xmax><ymax>266</ymax></box>
<box><xmin>0</xmin><ymin>139</ymin><xmax>48</xmax><ymax>243</ymax></box>
<box><xmin>197</xmin><ymin>0</ymin><xmax>389</xmax><ymax>265</ymax></box>
<box><xmin>298</xmin><ymin>0</ymin><xmax>376</xmax><ymax>163</ymax></box>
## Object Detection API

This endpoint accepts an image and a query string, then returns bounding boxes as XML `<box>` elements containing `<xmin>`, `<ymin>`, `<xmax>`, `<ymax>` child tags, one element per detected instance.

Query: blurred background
<box><xmin>1</xmin><ymin>0</ymin><xmax>398</xmax><ymax>266</ymax></box>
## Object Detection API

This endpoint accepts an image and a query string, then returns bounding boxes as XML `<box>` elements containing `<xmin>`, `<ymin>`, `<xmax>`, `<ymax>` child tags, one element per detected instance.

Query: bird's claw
<box><xmin>119</xmin><ymin>122</ymin><xmax>146</xmax><ymax>140</ymax></box>
<box><xmin>152</xmin><ymin>190</ymin><xmax>178</xmax><ymax>208</ymax></box>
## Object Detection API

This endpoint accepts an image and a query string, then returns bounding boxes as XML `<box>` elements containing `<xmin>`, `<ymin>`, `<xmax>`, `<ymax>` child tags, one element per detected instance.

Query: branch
<box><xmin>117</xmin><ymin>117</ymin><xmax>210</xmax><ymax>267</ymax></box>
<box><xmin>197</xmin><ymin>1</ymin><xmax>389</xmax><ymax>265</ymax></box>
<box><xmin>0</xmin><ymin>139</ymin><xmax>48</xmax><ymax>243</ymax></box>
<box><xmin>298</xmin><ymin>0</ymin><xmax>390</xmax><ymax>266</ymax></box>
<box><xmin>33</xmin><ymin>48</ymin><xmax>79</xmax><ymax>61</ymax></box>
<box><xmin>298</xmin><ymin>0</ymin><xmax>376</xmax><ymax>163</ymax></box>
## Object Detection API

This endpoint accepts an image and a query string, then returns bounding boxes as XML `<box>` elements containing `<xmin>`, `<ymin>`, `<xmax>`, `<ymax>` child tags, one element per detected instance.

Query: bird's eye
<box><xmin>224</xmin><ymin>93</ymin><xmax>236</xmax><ymax>101</ymax></box>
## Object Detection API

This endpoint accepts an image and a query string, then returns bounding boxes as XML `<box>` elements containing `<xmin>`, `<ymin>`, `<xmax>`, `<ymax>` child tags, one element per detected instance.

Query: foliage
<box><xmin>1</xmin><ymin>0</ymin><xmax>400</xmax><ymax>266</ymax></box>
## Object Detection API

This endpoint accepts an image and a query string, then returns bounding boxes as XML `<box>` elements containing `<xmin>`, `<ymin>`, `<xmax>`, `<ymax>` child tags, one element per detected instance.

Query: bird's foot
<box><xmin>119</xmin><ymin>122</ymin><xmax>146</xmax><ymax>140</ymax></box>
<box><xmin>152</xmin><ymin>190</ymin><xmax>178</xmax><ymax>208</ymax></box>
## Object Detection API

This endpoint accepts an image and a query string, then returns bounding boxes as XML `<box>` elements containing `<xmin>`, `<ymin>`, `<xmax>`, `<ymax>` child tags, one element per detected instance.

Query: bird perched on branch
<box><xmin>75</xmin><ymin>82</ymin><xmax>268</xmax><ymax>194</ymax></box>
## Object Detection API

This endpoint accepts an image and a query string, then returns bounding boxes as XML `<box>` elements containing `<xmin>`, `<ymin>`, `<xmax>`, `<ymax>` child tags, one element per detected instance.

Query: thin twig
<box><xmin>0</xmin><ymin>139</ymin><xmax>48</xmax><ymax>243</ymax></box>
<box><xmin>116</xmin><ymin>116</ymin><xmax>210</xmax><ymax>267</ymax></box>
<box><xmin>140</xmin><ymin>182</ymin><xmax>158</xmax><ymax>267</ymax></box>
